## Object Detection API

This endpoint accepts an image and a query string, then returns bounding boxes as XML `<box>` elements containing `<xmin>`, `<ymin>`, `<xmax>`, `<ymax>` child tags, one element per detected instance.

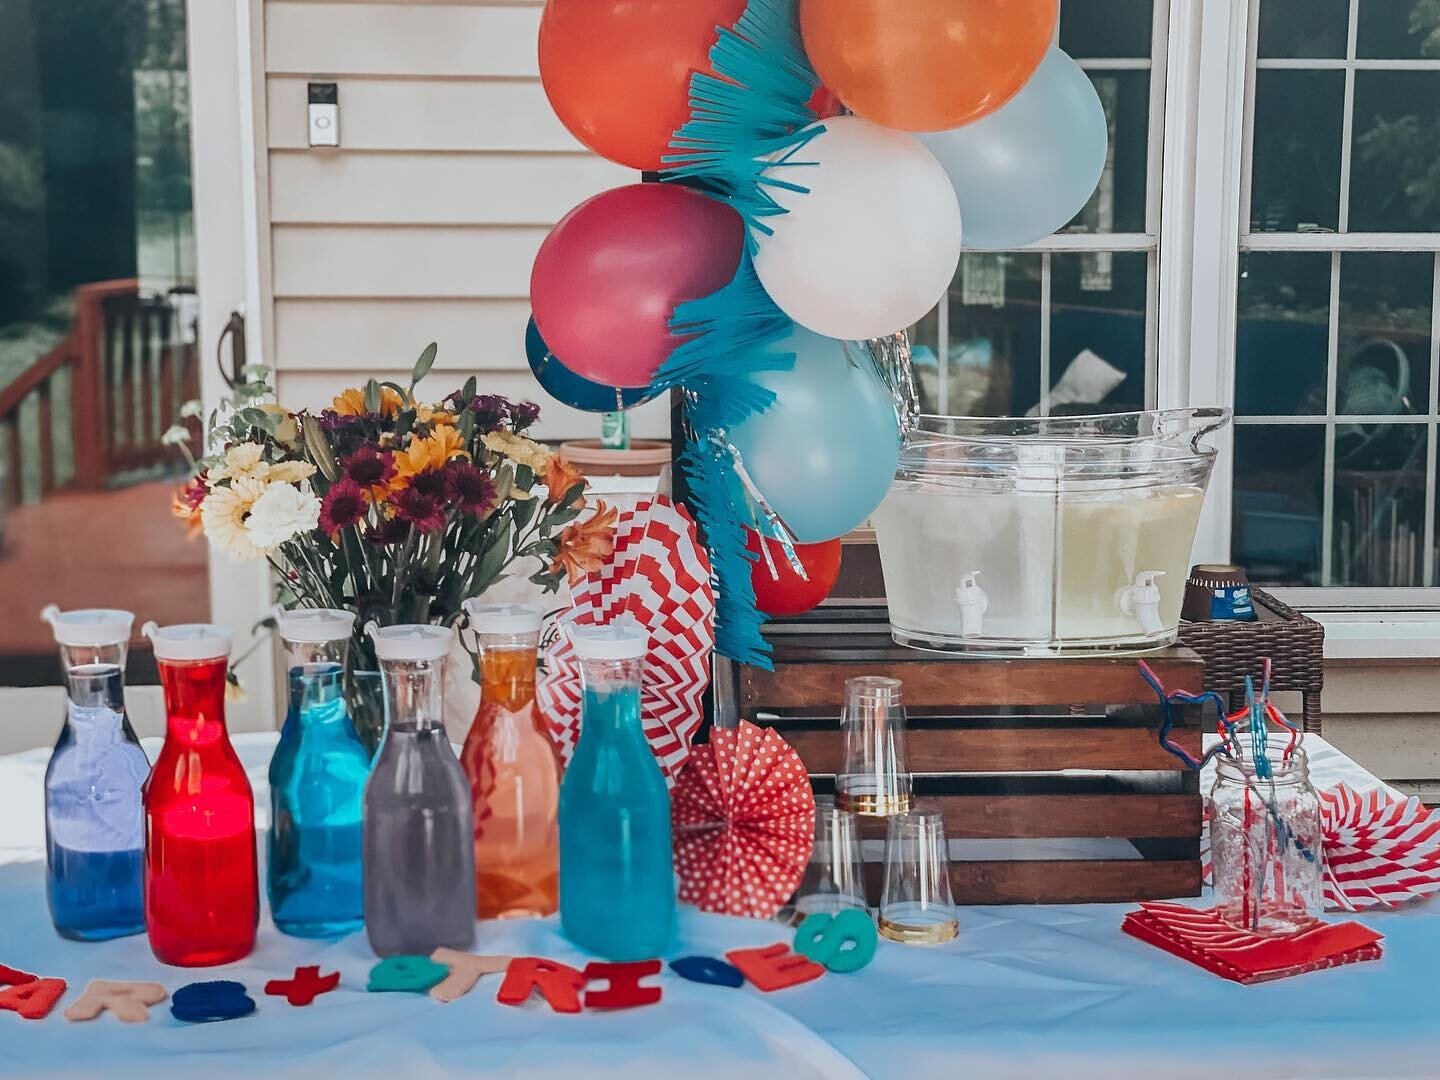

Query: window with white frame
<box><xmin>911</xmin><ymin>0</ymin><xmax>1166</xmax><ymax>418</ymax></box>
<box><xmin>1230</xmin><ymin>0</ymin><xmax>1440</xmax><ymax>592</ymax></box>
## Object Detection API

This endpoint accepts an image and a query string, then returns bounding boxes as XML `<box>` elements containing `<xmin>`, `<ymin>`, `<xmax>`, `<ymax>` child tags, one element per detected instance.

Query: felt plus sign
<box><xmin>264</xmin><ymin>966</ymin><xmax>340</xmax><ymax>1007</ymax></box>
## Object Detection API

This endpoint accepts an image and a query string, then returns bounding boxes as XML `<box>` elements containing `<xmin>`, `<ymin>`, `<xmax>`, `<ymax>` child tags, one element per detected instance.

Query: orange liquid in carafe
<box><xmin>459</xmin><ymin>646</ymin><xmax>560</xmax><ymax>919</ymax></box>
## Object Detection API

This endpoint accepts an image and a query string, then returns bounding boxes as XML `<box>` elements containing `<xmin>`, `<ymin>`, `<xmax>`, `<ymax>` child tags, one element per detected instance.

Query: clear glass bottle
<box><xmin>268</xmin><ymin>608</ymin><xmax>369</xmax><ymax>938</ymax></box>
<box><xmin>362</xmin><ymin>622</ymin><xmax>476</xmax><ymax>956</ymax></box>
<box><xmin>460</xmin><ymin>601</ymin><xmax>560</xmax><ymax>919</ymax></box>
<box><xmin>558</xmin><ymin>621</ymin><xmax>675</xmax><ymax>960</ymax></box>
<box><xmin>1209</xmin><ymin>746</ymin><xmax>1323</xmax><ymax>936</ymax></box>
<box><xmin>40</xmin><ymin>606</ymin><xmax>149</xmax><ymax>941</ymax></box>
<box><xmin>141</xmin><ymin>622</ymin><xmax>258</xmax><ymax>966</ymax></box>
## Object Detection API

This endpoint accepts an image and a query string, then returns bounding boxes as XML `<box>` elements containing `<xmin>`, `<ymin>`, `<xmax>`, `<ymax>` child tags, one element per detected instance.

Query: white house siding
<box><xmin>259</xmin><ymin>0</ymin><xmax>670</xmax><ymax>439</ymax></box>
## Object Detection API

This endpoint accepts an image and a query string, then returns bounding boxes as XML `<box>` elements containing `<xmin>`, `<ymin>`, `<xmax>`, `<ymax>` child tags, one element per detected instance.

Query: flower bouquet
<box><xmin>171</xmin><ymin>345</ymin><xmax>617</xmax><ymax>748</ymax></box>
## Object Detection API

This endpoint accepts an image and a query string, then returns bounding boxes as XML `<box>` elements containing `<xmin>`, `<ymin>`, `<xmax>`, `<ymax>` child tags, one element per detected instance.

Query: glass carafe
<box><xmin>460</xmin><ymin>601</ymin><xmax>560</xmax><ymax>919</ymax></box>
<box><xmin>268</xmin><ymin>608</ymin><xmax>368</xmax><ymax>938</ymax></box>
<box><xmin>558</xmin><ymin>622</ymin><xmax>675</xmax><ymax>960</ymax></box>
<box><xmin>362</xmin><ymin>622</ymin><xmax>476</xmax><ymax>956</ymax></box>
<box><xmin>40</xmin><ymin>606</ymin><xmax>149</xmax><ymax>941</ymax></box>
<box><xmin>141</xmin><ymin>623</ymin><xmax>258</xmax><ymax>966</ymax></box>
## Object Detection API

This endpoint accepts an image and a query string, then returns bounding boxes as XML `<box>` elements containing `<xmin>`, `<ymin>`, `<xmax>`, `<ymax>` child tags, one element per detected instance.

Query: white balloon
<box><xmin>752</xmin><ymin>116</ymin><xmax>962</xmax><ymax>341</ymax></box>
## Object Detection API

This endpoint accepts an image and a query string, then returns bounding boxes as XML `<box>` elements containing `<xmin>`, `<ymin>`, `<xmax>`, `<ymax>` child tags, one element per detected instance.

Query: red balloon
<box><xmin>539</xmin><ymin>0</ymin><xmax>747</xmax><ymax>172</ymax></box>
<box><xmin>746</xmin><ymin>529</ymin><xmax>842</xmax><ymax>617</ymax></box>
<box><xmin>530</xmin><ymin>184</ymin><xmax>745</xmax><ymax>389</ymax></box>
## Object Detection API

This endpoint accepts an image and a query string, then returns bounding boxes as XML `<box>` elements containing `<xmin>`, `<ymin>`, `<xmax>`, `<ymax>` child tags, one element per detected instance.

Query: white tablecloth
<box><xmin>2</xmin><ymin>734</ymin><xmax>1438</xmax><ymax>1079</ymax></box>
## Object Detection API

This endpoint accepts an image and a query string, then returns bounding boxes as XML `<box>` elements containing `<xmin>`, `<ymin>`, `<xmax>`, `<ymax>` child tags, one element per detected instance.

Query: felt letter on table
<box><xmin>65</xmin><ymin>980</ymin><xmax>168</xmax><ymax>1023</ymax></box>
<box><xmin>496</xmin><ymin>958</ymin><xmax>587</xmax><ymax>1014</ymax></box>
<box><xmin>725</xmin><ymin>944</ymin><xmax>826</xmax><ymax>993</ymax></box>
<box><xmin>0</xmin><ymin>970</ymin><xmax>67</xmax><ymax>1020</ymax></box>
<box><xmin>170</xmin><ymin>981</ymin><xmax>256</xmax><ymax>1023</ymax></box>
<box><xmin>582</xmin><ymin>960</ymin><xmax>663</xmax><ymax>1009</ymax></box>
<box><xmin>794</xmin><ymin>910</ymin><xmax>878</xmax><ymax>974</ymax></box>
<box><xmin>668</xmin><ymin>955</ymin><xmax>745</xmax><ymax>989</ymax></box>
<box><xmin>265</xmin><ymin>966</ymin><xmax>340</xmax><ymax>1006</ymax></box>
<box><xmin>368</xmin><ymin>956</ymin><xmax>449</xmax><ymax>994</ymax></box>
<box><xmin>429</xmin><ymin>950</ymin><xmax>513</xmax><ymax>1004</ymax></box>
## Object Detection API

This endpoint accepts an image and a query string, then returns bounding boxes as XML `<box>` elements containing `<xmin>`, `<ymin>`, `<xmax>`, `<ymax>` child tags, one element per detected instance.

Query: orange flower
<box><xmin>415</xmin><ymin>405</ymin><xmax>456</xmax><ymax>427</ymax></box>
<box><xmin>171</xmin><ymin>486</ymin><xmax>204</xmax><ymax>539</ymax></box>
<box><xmin>549</xmin><ymin>501</ymin><xmax>618</xmax><ymax>585</ymax></box>
<box><xmin>331</xmin><ymin>385</ymin><xmax>404</xmax><ymax>418</ymax></box>
<box><xmin>391</xmin><ymin>425</ymin><xmax>469</xmax><ymax>489</ymax></box>
<box><xmin>543</xmin><ymin>454</ymin><xmax>586</xmax><ymax>507</ymax></box>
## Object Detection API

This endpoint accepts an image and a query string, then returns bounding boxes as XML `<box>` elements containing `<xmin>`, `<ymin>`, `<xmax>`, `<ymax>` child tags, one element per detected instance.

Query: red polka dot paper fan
<box><xmin>671</xmin><ymin>721</ymin><xmax>816</xmax><ymax>920</ymax></box>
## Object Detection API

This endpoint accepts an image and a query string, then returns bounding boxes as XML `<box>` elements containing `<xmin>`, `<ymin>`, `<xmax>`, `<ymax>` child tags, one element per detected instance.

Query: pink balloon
<box><xmin>530</xmin><ymin>184</ymin><xmax>745</xmax><ymax>389</ymax></box>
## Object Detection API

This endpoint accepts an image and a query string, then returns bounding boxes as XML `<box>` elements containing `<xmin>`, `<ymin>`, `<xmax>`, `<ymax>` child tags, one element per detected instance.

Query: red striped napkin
<box><xmin>1123</xmin><ymin>902</ymin><xmax>1382</xmax><ymax>985</ymax></box>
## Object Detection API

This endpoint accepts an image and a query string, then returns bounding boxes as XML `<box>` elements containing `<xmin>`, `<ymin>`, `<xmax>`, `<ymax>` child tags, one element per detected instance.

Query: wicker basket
<box><xmin>1176</xmin><ymin>589</ymin><xmax>1325</xmax><ymax>733</ymax></box>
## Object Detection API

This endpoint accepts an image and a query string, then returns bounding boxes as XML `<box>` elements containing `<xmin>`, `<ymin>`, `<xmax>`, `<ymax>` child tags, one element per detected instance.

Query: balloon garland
<box><xmin>533</xmin><ymin>0</ymin><xmax>1101</xmax><ymax>666</ymax></box>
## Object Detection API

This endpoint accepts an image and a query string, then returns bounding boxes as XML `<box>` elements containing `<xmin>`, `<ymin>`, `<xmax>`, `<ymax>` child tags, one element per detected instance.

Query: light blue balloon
<box><xmin>917</xmin><ymin>48</ymin><xmax>1108</xmax><ymax>251</ymax></box>
<box><xmin>729</xmin><ymin>326</ymin><xmax>900</xmax><ymax>543</ymax></box>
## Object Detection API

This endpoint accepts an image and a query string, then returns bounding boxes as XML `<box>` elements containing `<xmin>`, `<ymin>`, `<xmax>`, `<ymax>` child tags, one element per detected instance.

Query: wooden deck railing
<box><xmin>0</xmin><ymin>279</ymin><xmax>199</xmax><ymax>507</ymax></box>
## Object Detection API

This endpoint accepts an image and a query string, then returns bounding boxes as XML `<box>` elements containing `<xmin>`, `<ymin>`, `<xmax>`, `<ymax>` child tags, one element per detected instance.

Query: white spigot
<box><xmin>954</xmin><ymin>571</ymin><xmax>989</xmax><ymax>638</ymax></box>
<box><xmin>1117</xmin><ymin>571</ymin><xmax>1166</xmax><ymax>635</ymax></box>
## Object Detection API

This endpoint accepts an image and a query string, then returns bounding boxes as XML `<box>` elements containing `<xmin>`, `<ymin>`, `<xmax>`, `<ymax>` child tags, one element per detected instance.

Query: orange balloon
<box><xmin>539</xmin><ymin>0</ymin><xmax>748</xmax><ymax>172</ymax></box>
<box><xmin>799</xmin><ymin>0</ymin><xmax>1058</xmax><ymax>132</ymax></box>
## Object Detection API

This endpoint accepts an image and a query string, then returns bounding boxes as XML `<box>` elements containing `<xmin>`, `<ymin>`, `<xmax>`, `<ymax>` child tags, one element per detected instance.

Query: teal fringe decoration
<box><xmin>661</xmin><ymin>0</ymin><xmax>823</xmax><ymax>245</ymax></box>
<box><xmin>661</xmin><ymin>0</ymin><xmax>821</xmax><ymax>667</ymax></box>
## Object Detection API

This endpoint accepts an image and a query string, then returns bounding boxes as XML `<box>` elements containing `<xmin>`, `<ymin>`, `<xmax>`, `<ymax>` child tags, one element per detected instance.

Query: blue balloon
<box><xmin>729</xmin><ymin>326</ymin><xmax>900</xmax><ymax>543</ymax></box>
<box><xmin>917</xmin><ymin>48</ymin><xmax>1108</xmax><ymax>251</ymax></box>
<box><xmin>525</xmin><ymin>318</ymin><xmax>657</xmax><ymax>413</ymax></box>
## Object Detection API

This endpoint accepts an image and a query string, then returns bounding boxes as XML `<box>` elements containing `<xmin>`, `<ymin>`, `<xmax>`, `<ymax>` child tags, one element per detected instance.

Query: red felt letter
<box><xmin>582</xmin><ymin>960</ymin><xmax>662</xmax><ymax>1009</ymax></box>
<box><xmin>0</xmin><ymin>978</ymin><xmax>67</xmax><ymax>1020</ymax></box>
<box><xmin>264</xmin><ymin>965</ymin><xmax>341</xmax><ymax>1007</ymax></box>
<box><xmin>725</xmin><ymin>943</ymin><xmax>826</xmax><ymax>993</ymax></box>
<box><xmin>496</xmin><ymin>958</ymin><xmax>587</xmax><ymax>1014</ymax></box>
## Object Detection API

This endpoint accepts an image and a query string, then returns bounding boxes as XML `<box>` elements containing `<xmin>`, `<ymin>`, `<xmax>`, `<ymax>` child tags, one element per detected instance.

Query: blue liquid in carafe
<box><xmin>46</xmin><ymin>844</ymin><xmax>145</xmax><ymax>940</ymax></box>
<box><xmin>558</xmin><ymin>684</ymin><xmax>675</xmax><ymax>960</ymax></box>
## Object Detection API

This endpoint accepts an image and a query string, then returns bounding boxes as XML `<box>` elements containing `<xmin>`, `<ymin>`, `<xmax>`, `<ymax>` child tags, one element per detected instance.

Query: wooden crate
<box><xmin>728</xmin><ymin>607</ymin><xmax>1205</xmax><ymax>906</ymax></box>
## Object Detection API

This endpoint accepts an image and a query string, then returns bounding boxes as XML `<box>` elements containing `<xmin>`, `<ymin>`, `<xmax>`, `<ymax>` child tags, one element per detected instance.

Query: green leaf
<box><xmin>380</xmin><ymin>380</ymin><xmax>409</xmax><ymax>405</ymax></box>
<box><xmin>301</xmin><ymin>413</ymin><xmax>340</xmax><ymax>482</ymax></box>
<box><xmin>363</xmin><ymin>380</ymin><xmax>381</xmax><ymax>415</ymax></box>
<box><xmin>461</xmin><ymin>375</ymin><xmax>477</xmax><ymax>404</ymax></box>
<box><xmin>456</xmin><ymin>407</ymin><xmax>476</xmax><ymax>441</ymax></box>
<box><xmin>546</xmin><ymin>502</ymin><xmax>584</xmax><ymax>528</ymax></box>
<box><xmin>410</xmin><ymin>343</ymin><xmax>438</xmax><ymax>389</ymax></box>
<box><xmin>395</xmin><ymin>408</ymin><xmax>415</xmax><ymax>443</ymax></box>
<box><xmin>512</xmin><ymin>496</ymin><xmax>539</xmax><ymax>531</ymax></box>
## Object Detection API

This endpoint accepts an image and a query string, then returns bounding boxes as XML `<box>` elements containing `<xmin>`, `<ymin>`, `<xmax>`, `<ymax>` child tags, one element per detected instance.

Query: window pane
<box><xmin>1333</xmin><ymin>422</ymin><xmax>1428</xmax><ymax>586</ymax></box>
<box><xmin>1350</xmin><ymin>72</ymin><xmax>1440</xmax><ymax>233</ymax></box>
<box><xmin>1059</xmin><ymin>0</ymin><xmax>1152</xmax><ymax>59</ymax></box>
<box><xmin>1337</xmin><ymin>252</ymin><xmax>1433</xmax><ymax>418</ymax></box>
<box><xmin>1257</xmin><ymin>0</ymin><xmax>1349</xmax><ymax>58</ymax></box>
<box><xmin>1235</xmin><ymin>252</ymin><xmax>1331</xmax><ymax>416</ymax></box>
<box><xmin>1232</xmin><ymin>424</ymin><xmax>1326</xmax><ymax>586</ymax></box>
<box><xmin>1049</xmin><ymin>252</ymin><xmax>1147</xmax><ymax>413</ymax></box>
<box><xmin>913</xmin><ymin>253</ymin><xmax>1042</xmax><ymax>417</ymax></box>
<box><xmin>1064</xmin><ymin>71</ymin><xmax>1148</xmax><ymax>235</ymax></box>
<box><xmin>1249</xmin><ymin>71</ymin><xmax>1345</xmax><ymax>233</ymax></box>
<box><xmin>1357</xmin><ymin>0</ymin><xmax>1439</xmax><ymax>60</ymax></box>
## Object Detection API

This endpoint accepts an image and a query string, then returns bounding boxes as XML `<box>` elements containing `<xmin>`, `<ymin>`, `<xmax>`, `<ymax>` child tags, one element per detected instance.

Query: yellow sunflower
<box><xmin>331</xmin><ymin>385</ymin><xmax>405</xmax><ymax>418</ymax></box>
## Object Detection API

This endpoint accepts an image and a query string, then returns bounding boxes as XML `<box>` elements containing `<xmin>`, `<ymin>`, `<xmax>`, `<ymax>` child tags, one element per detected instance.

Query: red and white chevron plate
<box><xmin>536</xmin><ymin>496</ymin><xmax>714</xmax><ymax>788</ymax></box>
<box><xmin>1201</xmin><ymin>783</ymin><xmax>1440</xmax><ymax>912</ymax></box>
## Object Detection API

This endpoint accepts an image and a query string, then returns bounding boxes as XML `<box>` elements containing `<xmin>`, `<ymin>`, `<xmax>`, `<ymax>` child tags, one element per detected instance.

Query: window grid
<box><xmin>924</xmin><ymin>0</ymin><xmax>1167</xmax><ymax>418</ymax></box>
<box><xmin>1237</xmin><ymin>0</ymin><xmax>1440</xmax><ymax>589</ymax></box>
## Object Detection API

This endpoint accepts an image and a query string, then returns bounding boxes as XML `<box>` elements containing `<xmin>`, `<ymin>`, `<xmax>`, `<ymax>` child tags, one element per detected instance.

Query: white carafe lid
<box><xmin>142</xmin><ymin>622</ymin><xmax>233</xmax><ymax>662</ymax></box>
<box><xmin>462</xmin><ymin>600</ymin><xmax>542</xmax><ymax>634</ymax></box>
<box><xmin>275</xmin><ymin>606</ymin><xmax>357</xmax><ymax>643</ymax></box>
<box><xmin>568</xmin><ymin>619</ymin><xmax>647</xmax><ymax>661</ymax></box>
<box><xmin>41</xmin><ymin>605</ymin><xmax>135</xmax><ymax>647</ymax></box>
<box><xmin>365</xmin><ymin>621</ymin><xmax>453</xmax><ymax>662</ymax></box>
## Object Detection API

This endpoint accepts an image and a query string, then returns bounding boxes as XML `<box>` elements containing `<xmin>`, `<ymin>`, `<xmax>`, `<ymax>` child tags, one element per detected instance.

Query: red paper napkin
<box><xmin>671</xmin><ymin>721</ymin><xmax>816</xmax><ymax>920</ymax></box>
<box><xmin>1123</xmin><ymin>902</ymin><xmax>1382</xmax><ymax>985</ymax></box>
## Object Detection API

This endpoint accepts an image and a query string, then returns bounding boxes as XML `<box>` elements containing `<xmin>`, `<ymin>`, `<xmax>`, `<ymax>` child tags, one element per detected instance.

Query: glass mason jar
<box><xmin>40</xmin><ymin>606</ymin><xmax>149</xmax><ymax>941</ymax></box>
<box><xmin>141</xmin><ymin>622</ymin><xmax>258</xmax><ymax>966</ymax></box>
<box><xmin>460</xmin><ymin>601</ymin><xmax>560</xmax><ymax>920</ymax></box>
<box><xmin>558</xmin><ymin>622</ymin><xmax>675</xmax><ymax>960</ymax></box>
<box><xmin>362</xmin><ymin>623</ymin><xmax>476</xmax><ymax>956</ymax></box>
<box><xmin>268</xmin><ymin>608</ymin><xmax>369</xmax><ymax>938</ymax></box>
<box><xmin>1208</xmin><ymin>746</ymin><xmax>1324</xmax><ymax>936</ymax></box>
